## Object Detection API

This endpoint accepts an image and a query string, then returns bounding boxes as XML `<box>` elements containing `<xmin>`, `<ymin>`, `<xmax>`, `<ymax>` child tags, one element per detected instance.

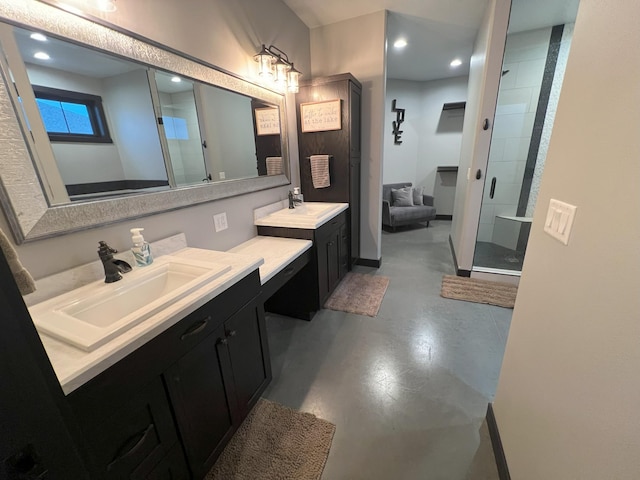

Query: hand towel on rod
<box><xmin>266</xmin><ymin>156</ymin><xmax>283</xmax><ymax>175</ymax></box>
<box><xmin>310</xmin><ymin>154</ymin><xmax>330</xmax><ymax>188</ymax></box>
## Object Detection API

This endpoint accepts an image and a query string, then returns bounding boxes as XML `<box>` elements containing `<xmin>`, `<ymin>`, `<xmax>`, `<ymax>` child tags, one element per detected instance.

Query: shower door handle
<box><xmin>489</xmin><ymin>177</ymin><xmax>497</xmax><ymax>199</ymax></box>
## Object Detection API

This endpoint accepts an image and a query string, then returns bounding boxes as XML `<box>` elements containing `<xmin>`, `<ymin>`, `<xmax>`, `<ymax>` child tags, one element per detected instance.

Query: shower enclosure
<box><xmin>472</xmin><ymin>11</ymin><xmax>576</xmax><ymax>275</ymax></box>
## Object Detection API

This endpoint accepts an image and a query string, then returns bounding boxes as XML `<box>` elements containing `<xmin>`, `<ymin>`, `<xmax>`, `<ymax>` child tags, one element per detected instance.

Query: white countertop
<box><xmin>39</xmin><ymin>247</ymin><xmax>263</xmax><ymax>395</ymax></box>
<box><xmin>228</xmin><ymin>236</ymin><xmax>312</xmax><ymax>284</ymax></box>
<box><xmin>254</xmin><ymin>202</ymin><xmax>348</xmax><ymax>229</ymax></box>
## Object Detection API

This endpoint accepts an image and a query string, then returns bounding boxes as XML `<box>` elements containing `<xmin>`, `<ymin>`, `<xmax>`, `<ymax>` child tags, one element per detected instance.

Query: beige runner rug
<box><xmin>324</xmin><ymin>272</ymin><xmax>390</xmax><ymax>317</ymax></box>
<box><xmin>440</xmin><ymin>274</ymin><xmax>518</xmax><ymax>308</ymax></box>
<box><xmin>206</xmin><ymin>398</ymin><xmax>335</xmax><ymax>480</ymax></box>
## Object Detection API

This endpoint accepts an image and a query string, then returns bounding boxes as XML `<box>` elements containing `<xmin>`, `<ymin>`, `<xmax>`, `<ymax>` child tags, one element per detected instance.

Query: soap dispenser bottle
<box><xmin>130</xmin><ymin>228</ymin><xmax>153</xmax><ymax>266</ymax></box>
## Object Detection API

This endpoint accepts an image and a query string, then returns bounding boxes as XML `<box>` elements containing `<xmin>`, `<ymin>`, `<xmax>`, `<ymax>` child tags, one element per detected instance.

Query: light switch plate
<box><xmin>213</xmin><ymin>212</ymin><xmax>228</xmax><ymax>232</ymax></box>
<box><xmin>544</xmin><ymin>199</ymin><xmax>576</xmax><ymax>245</ymax></box>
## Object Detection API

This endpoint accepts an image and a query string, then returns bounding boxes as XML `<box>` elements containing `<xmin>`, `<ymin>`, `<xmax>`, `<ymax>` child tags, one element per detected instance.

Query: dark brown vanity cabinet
<box><xmin>67</xmin><ymin>270</ymin><xmax>271</xmax><ymax>480</ymax></box>
<box><xmin>296</xmin><ymin>73</ymin><xmax>361</xmax><ymax>266</ymax></box>
<box><xmin>258</xmin><ymin>210</ymin><xmax>348</xmax><ymax>320</ymax></box>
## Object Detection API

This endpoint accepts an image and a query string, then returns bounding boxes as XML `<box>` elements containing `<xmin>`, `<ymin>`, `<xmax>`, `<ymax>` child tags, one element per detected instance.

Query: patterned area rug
<box><xmin>324</xmin><ymin>272</ymin><xmax>390</xmax><ymax>317</ymax></box>
<box><xmin>440</xmin><ymin>275</ymin><xmax>518</xmax><ymax>308</ymax></box>
<box><xmin>206</xmin><ymin>398</ymin><xmax>335</xmax><ymax>480</ymax></box>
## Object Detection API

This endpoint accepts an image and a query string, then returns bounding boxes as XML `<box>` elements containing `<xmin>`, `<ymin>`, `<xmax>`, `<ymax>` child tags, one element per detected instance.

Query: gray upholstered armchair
<box><xmin>382</xmin><ymin>182</ymin><xmax>436</xmax><ymax>231</ymax></box>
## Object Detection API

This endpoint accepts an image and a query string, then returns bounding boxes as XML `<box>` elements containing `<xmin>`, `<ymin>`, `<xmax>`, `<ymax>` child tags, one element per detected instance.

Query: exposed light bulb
<box><xmin>34</xmin><ymin>52</ymin><xmax>50</xmax><ymax>60</ymax></box>
<box><xmin>393</xmin><ymin>39</ymin><xmax>408</xmax><ymax>49</ymax></box>
<box><xmin>450</xmin><ymin>58</ymin><xmax>463</xmax><ymax>67</ymax></box>
<box><xmin>30</xmin><ymin>33</ymin><xmax>47</xmax><ymax>42</ymax></box>
<box><xmin>95</xmin><ymin>0</ymin><xmax>117</xmax><ymax>12</ymax></box>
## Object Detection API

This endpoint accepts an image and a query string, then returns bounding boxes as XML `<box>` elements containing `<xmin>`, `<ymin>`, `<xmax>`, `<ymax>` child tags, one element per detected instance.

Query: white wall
<box><xmin>477</xmin><ymin>27</ymin><xmax>551</xmax><ymax>242</ymax></box>
<box><xmin>25</xmin><ymin>63</ymin><xmax>126</xmax><ymax>184</ymax></box>
<box><xmin>493</xmin><ymin>1</ymin><xmax>640</xmax><ymax>478</ymax></box>
<box><xmin>5</xmin><ymin>0</ymin><xmax>310</xmax><ymax>280</ymax></box>
<box><xmin>383</xmin><ymin>76</ymin><xmax>468</xmax><ymax>197</ymax></box>
<box><xmin>311</xmin><ymin>11</ymin><xmax>387</xmax><ymax>262</ymax></box>
<box><xmin>450</xmin><ymin>0</ymin><xmax>510</xmax><ymax>272</ymax></box>
<box><xmin>102</xmin><ymin>69</ymin><xmax>168</xmax><ymax>181</ymax></box>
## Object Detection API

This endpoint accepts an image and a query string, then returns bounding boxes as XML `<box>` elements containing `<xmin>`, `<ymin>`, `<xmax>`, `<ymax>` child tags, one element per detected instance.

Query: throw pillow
<box><xmin>412</xmin><ymin>186</ymin><xmax>424</xmax><ymax>205</ymax></box>
<box><xmin>391</xmin><ymin>187</ymin><xmax>413</xmax><ymax>207</ymax></box>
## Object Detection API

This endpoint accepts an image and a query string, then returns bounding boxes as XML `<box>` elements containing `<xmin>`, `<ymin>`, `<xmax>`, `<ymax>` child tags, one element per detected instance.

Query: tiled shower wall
<box><xmin>477</xmin><ymin>27</ymin><xmax>551</xmax><ymax>242</ymax></box>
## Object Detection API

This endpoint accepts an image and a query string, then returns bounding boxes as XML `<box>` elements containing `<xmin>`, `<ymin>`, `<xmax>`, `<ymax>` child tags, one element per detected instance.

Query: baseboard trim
<box><xmin>448</xmin><ymin>235</ymin><xmax>471</xmax><ymax>277</ymax></box>
<box><xmin>356</xmin><ymin>258</ymin><xmax>382</xmax><ymax>268</ymax></box>
<box><xmin>486</xmin><ymin>403</ymin><xmax>511</xmax><ymax>480</ymax></box>
<box><xmin>436</xmin><ymin>214</ymin><xmax>453</xmax><ymax>220</ymax></box>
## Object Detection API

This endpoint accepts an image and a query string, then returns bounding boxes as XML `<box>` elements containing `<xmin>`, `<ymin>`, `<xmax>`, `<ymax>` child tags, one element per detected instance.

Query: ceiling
<box><xmin>283</xmin><ymin>0</ymin><xmax>580</xmax><ymax>82</ymax></box>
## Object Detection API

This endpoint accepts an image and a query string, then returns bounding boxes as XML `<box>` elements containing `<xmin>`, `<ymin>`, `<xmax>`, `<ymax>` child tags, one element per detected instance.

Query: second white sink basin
<box><xmin>280</xmin><ymin>203</ymin><xmax>342</xmax><ymax>218</ymax></box>
<box><xmin>30</xmin><ymin>255</ymin><xmax>231</xmax><ymax>351</ymax></box>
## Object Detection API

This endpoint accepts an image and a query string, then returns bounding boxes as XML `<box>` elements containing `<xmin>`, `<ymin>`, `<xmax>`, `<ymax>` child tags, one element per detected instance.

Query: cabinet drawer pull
<box><xmin>227</xmin><ymin>330</ymin><xmax>237</xmax><ymax>337</ymax></box>
<box><xmin>180</xmin><ymin>316</ymin><xmax>210</xmax><ymax>341</ymax></box>
<box><xmin>219</xmin><ymin>337</ymin><xmax>228</xmax><ymax>345</ymax></box>
<box><xmin>107</xmin><ymin>423</ymin><xmax>155</xmax><ymax>470</ymax></box>
<box><xmin>283</xmin><ymin>266</ymin><xmax>295</xmax><ymax>276</ymax></box>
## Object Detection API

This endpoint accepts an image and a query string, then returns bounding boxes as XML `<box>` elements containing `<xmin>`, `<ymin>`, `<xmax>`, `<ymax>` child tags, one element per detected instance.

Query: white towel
<box><xmin>266</xmin><ymin>156</ymin><xmax>283</xmax><ymax>175</ymax></box>
<box><xmin>310</xmin><ymin>155</ymin><xmax>330</xmax><ymax>188</ymax></box>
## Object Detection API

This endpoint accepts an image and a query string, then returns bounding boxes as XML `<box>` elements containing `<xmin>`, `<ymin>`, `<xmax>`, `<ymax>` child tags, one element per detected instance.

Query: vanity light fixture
<box><xmin>34</xmin><ymin>51</ymin><xmax>50</xmax><ymax>60</ymax></box>
<box><xmin>30</xmin><ymin>33</ymin><xmax>47</xmax><ymax>42</ymax></box>
<box><xmin>450</xmin><ymin>58</ymin><xmax>463</xmax><ymax>67</ymax></box>
<box><xmin>254</xmin><ymin>44</ymin><xmax>302</xmax><ymax>93</ymax></box>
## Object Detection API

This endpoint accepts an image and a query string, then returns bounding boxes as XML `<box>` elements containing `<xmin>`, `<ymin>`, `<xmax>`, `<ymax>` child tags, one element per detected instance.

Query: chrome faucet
<box><xmin>98</xmin><ymin>241</ymin><xmax>132</xmax><ymax>283</ymax></box>
<box><xmin>288</xmin><ymin>188</ymin><xmax>303</xmax><ymax>209</ymax></box>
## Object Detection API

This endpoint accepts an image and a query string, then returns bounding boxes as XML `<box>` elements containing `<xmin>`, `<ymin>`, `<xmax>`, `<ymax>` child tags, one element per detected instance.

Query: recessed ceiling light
<box><xmin>450</xmin><ymin>58</ymin><xmax>463</xmax><ymax>67</ymax></box>
<box><xmin>34</xmin><ymin>52</ymin><xmax>50</xmax><ymax>60</ymax></box>
<box><xmin>30</xmin><ymin>33</ymin><xmax>47</xmax><ymax>42</ymax></box>
<box><xmin>171</xmin><ymin>76</ymin><xmax>181</xmax><ymax>83</ymax></box>
<box><xmin>393</xmin><ymin>39</ymin><xmax>408</xmax><ymax>49</ymax></box>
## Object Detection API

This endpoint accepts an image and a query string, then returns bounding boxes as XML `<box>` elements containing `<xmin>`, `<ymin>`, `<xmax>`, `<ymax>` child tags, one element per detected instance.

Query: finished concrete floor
<box><xmin>262</xmin><ymin>221</ymin><xmax>510</xmax><ymax>479</ymax></box>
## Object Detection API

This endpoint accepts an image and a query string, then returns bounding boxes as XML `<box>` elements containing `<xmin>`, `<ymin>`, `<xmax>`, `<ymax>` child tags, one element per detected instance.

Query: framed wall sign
<box><xmin>255</xmin><ymin>107</ymin><xmax>281</xmax><ymax>135</ymax></box>
<box><xmin>300</xmin><ymin>99</ymin><xmax>342</xmax><ymax>133</ymax></box>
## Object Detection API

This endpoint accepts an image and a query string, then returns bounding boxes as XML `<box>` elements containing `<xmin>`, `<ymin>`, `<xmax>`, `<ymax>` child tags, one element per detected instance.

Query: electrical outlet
<box><xmin>213</xmin><ymin>212</ymin><xmax>228</xmax><ymax>232</ymax></box>
<box><xmin>219</xmin><ymin>171</ymin><xmax>225</xmax><ymax>180</ymax></box>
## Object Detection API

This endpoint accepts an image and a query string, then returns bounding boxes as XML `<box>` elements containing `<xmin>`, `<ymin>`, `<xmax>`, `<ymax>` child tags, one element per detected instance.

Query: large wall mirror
<box><xmin>0</xmin><ymin>1</ymin><xmax>290</xmax><ymax>243</ymax></box>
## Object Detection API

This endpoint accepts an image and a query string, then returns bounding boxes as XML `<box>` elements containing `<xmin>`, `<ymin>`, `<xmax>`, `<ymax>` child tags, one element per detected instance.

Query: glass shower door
<box><xmin>473</xmin><ymin>18</ymin><xmax>576</xmax><ymax>274</ymax></box>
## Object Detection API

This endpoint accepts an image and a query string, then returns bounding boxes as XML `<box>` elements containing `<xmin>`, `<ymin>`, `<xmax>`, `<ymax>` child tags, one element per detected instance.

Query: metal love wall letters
<box><xmin>392</xmin><ymin>99</ymin><xmax>405</xmax><ymax>145</ymax></box>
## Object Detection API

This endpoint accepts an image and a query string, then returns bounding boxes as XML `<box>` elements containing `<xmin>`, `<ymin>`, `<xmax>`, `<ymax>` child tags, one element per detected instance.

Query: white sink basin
<box><xmin>254</xmin><ymin>202</ymin><xmax>347</xmax><ymax>229</ymax></box>
<box><xmin>30</xmin><ymin>255</ymin><xmax>231</xmax><ymax>351</ymax></box>
<box><xmin>279</xmin><ymin>203</ymin><xmax>342</xmax><ymax>217</ymax></box>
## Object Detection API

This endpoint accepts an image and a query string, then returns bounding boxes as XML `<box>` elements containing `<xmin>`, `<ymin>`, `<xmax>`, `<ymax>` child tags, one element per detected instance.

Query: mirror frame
<box><xmin>0</xmin><ymin>0</ymin><xmax>290</xmax><ymax>243</ymax></box>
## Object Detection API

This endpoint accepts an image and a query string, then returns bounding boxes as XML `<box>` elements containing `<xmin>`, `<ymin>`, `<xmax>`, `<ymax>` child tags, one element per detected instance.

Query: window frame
<box><xmin>32</xmin><ymin>85</ymin><xmax>113</xmax><ymax>144</ymax></box>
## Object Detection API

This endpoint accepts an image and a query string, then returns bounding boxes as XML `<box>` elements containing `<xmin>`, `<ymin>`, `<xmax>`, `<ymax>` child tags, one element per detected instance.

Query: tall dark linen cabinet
<box><xmin>296</xmin><ymin>73</ymin><xmax>362</xmax><ymax>266</ymax></box>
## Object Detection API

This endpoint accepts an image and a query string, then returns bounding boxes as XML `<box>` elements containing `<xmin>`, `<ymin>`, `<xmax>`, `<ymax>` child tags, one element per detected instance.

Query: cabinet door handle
<box><xmin>180</xmin><ymin>316</ymin><xmax>210</xmax><ymax>341</ymax></box>
<box><xmin>107</xmin><ymin>423</ymin><xmax>155</xmax><ymax>471</ymax></box>
<box><xmin>283</xmin><ymin>266</ymin><xmax>295</xmax><ymax>276</ymax></box>
<box><xmin>219</xmin><ymin>337</ymin><xmax>228</xmax><ymax>345</ymax></box>
<box><xmin>227</xmin><ymin>330</ymin><xmax>237</xmax><ymax>337</ymax></box>
<box><xmin>327</xmin><ymin>241</ymin><xmax>334</xmax><ymax>246</ymax></box>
